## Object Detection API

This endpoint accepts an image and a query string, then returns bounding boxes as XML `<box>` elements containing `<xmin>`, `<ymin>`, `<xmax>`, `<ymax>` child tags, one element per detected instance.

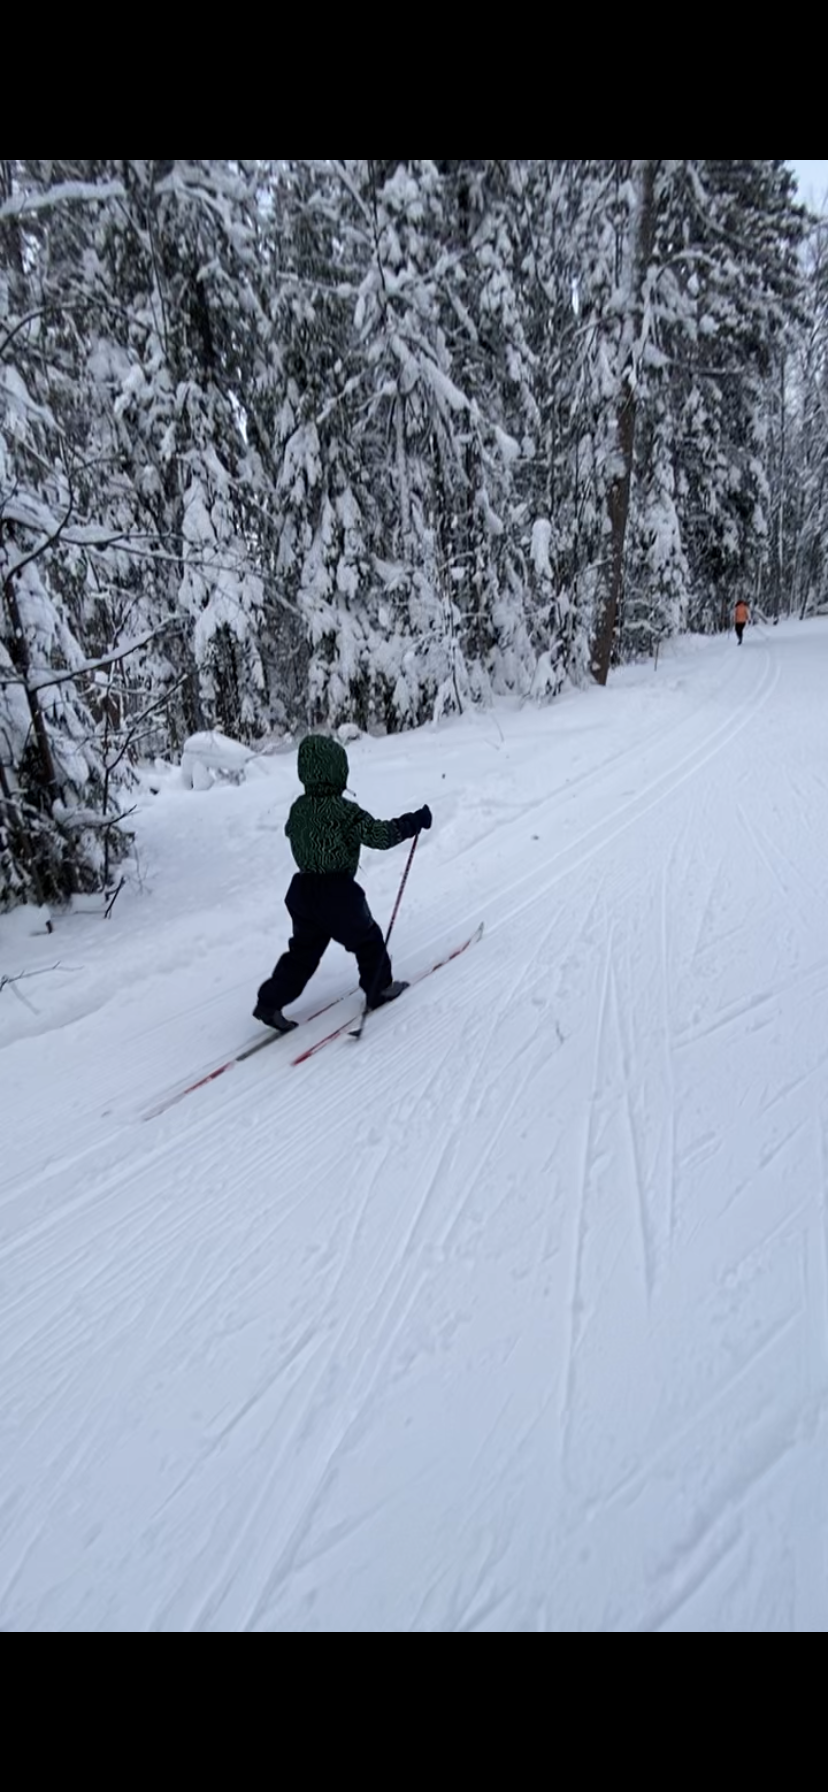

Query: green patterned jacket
<box><xmin>285</xmin><ymin>736</ymin><xmax>401</xmax><ymax>875</ymax></box>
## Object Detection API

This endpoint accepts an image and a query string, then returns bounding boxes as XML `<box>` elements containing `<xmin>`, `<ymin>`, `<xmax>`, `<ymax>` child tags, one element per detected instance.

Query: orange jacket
<box><xmin>735</xmin><ymin>602</ymin><xmax>750</xmax><ymax>625</ymax></box>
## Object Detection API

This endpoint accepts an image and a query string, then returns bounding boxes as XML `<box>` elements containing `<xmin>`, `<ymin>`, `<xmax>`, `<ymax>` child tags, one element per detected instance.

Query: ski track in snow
<box><xmin>2</xmin><ymin>625</ymin><xmax>828</xmax><ymax>1630</ymax></box>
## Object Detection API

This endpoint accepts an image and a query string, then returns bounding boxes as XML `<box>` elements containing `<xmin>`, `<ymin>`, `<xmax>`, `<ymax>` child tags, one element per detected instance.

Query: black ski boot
<box><xmin>369</xmin><ymin>980</ymin><xmax>409</xmax><ymax>1011</ymax></box>
<box><xmin>253</xmin><ymin>1001</ymin><xmax>297</xmax><ymax>1034</ymax></box>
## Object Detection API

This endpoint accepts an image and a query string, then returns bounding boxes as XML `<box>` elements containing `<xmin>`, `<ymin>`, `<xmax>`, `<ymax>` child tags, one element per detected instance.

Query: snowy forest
<box><xmin>1</xmin><ymin>160</ymin><xmax>825</xmax><ymax>913</ymax></box>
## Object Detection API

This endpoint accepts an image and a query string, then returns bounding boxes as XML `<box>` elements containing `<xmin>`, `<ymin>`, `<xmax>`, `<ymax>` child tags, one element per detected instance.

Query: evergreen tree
<box><xmin>783</xmin><ymin>212</ymin><xmax>828</xmax><ymax>617</ymax></box>
<box><xmin>0</xmin><ymin>156</ymin><xmax>813</xmax><ymax>912</ymax></box>
<box><xmin>1</xmin><ymin>161</ymin><xmax>131</xmax><ymax>906</ymax></box>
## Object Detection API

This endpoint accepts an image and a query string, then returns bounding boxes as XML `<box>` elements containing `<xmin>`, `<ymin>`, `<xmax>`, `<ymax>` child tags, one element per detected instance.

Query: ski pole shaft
<box><xmin>354</xmin><ymin>833</ymin><xmax>419</xmax><ymax>1039</ymax></box>
<box><xmin>383</xmin><ymin>832</ymin><xmax>418</xmax><ymax>953</ymax></box>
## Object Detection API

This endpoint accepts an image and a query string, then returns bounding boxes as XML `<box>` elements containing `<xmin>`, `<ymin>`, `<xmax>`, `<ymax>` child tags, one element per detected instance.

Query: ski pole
<box><xmin>383</xmin><ymin>832</ymin><xmax>419</xmax><ymax>951</ymax></box>
<box><xmin>352</xmin><ymin>833</ymin><xmax>419</xmax><ymax>1040</ymax></box>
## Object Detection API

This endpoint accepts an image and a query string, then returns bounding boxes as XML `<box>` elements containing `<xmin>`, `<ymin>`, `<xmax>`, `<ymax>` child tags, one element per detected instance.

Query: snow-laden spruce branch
<box><xmin>0</xmin><ymin>625</ymin><xmax>184</xmax><ymax>693</ymax></box>
<box><xmin>0</xmin><ymin>180</ymin><xmax>127</xmax><ymax>221</ymax></box>
<box><xmin>0</xmin><ymin>168</ymin><xmax>256</xmax><ymax>226</ymax></box>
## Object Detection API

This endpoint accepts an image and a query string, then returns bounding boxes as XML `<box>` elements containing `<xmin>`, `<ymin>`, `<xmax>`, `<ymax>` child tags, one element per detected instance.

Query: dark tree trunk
<box><xmin>592</xmin><ymin>161</ymin><xmax>660</xmax><ymax>686</ymax></box>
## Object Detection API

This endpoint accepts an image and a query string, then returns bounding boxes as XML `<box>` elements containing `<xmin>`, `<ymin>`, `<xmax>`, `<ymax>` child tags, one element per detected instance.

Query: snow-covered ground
<box><xmin>2</xmin><ymin>621</ymin><xmax>827</xmax><ymax>1632</ymax></box>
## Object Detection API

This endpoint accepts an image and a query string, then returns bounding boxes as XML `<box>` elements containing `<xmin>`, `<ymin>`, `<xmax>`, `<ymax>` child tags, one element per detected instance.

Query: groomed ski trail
<box><xmin>2</xmin><ymin>625</ymin><xmax>827</xmax><ymax>1632</ymax></box>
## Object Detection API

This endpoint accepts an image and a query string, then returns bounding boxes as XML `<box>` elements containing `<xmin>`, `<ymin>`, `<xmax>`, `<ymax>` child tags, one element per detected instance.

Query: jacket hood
<box><xmin>297</xmin><ymin>735</ymin><xmax>350</xmax><ymax>795</ymax></box>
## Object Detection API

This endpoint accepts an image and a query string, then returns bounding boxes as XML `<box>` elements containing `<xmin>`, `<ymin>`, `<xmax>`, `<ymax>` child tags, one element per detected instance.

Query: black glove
<box><xmin>395</xmin><ymin>806</ymin><xmax>432</xmax><ymax>841</ymax></box>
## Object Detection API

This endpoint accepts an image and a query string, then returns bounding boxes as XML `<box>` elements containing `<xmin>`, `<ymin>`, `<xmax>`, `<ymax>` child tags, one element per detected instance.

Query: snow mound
<box><xmin>181</xmin><ymin>731</ymin><xmax>255</xmax><ymax>791</ymax></box>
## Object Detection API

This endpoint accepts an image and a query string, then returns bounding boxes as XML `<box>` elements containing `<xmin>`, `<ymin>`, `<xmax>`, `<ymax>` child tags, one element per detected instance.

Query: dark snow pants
<box><xmin>258</xmin><ymin>873</ymin><xmax>392</xmax><ymax>1012</ymax></box>
<box><xmin>736</xmin><ymin>624</ymin><xmax>745</xmax><ymax>645</ymax></box>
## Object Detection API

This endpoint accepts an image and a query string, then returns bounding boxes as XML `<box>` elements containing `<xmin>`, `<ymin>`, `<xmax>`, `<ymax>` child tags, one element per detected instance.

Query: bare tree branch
<box><xmin>0</xmin><ymin>961</ymin><xmax>71</xmax><ymax>1010</ymax></box>
<box><xmin>104</xmin><ymin>877</ymin><xmax>126</xmax><ymax>920</ymax></box>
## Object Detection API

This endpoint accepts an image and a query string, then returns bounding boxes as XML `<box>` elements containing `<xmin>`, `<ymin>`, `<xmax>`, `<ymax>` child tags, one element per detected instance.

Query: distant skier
<box><xmin>254</xmin><ymin>736</ymin><xmax>432</xmax><ymax>1034</ymax></box>
<box><xmin>735</xmin><ymin>600</ymin><xmax>751</xmax><ymax>645</ymax></box>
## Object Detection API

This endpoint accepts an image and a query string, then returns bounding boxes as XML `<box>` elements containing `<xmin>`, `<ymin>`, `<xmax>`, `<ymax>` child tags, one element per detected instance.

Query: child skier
<box><xmin>254</xmin><ymin>735</ymin><xmax>432</xmax><ymax>1034</ymax></box>
<box><xmin>735</xmin><ymin>600</ymin><xmax>751</xmax><ymax>645</ymax></box>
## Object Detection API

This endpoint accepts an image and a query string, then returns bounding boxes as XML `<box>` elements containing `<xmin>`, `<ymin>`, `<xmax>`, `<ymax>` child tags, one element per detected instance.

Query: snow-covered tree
<box><xmin>0</xmin><ymin>156</ymin><xmax>813</xmax><ymax>911</ymax></box>
<box><xmin>557</xmin><ymin>160</ymin><xmax>805</xmax><ymax>674</ymax></box>
<box><xmin>1</xmin><ymin>161</ymin><xmax>133</xmax><ymax>906</ymax></box>
<box><xmin>781</xmin><ymin>212</ymin><xmax>828</xmax><ymax>617</ymax></box>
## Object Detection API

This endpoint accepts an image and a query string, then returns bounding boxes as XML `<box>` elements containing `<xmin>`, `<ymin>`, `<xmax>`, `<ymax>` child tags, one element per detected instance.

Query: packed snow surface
<box><xmin>1</xmin><ymin>623</ymin><xmax>827</xmax><ymax>1631</ymax></box>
